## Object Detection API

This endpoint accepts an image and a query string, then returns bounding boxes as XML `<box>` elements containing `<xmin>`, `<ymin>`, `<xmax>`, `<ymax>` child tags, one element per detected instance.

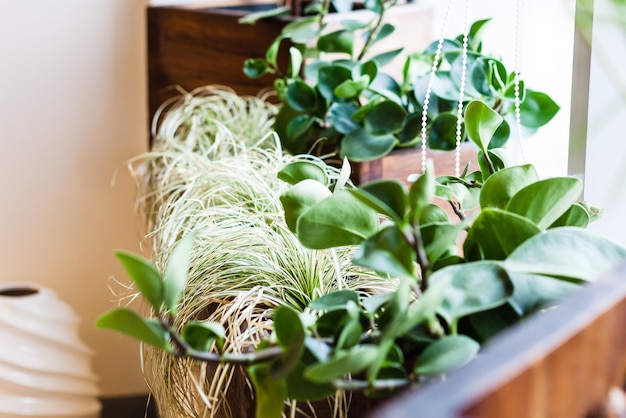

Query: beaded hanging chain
<box><xmin>420</xmin><ymin>0</ymin><xmax>471</xmax><ymax>176</ymax></box>
<box><xmin>420</xmin><ymin>0</ymin><xmax>455</xmax><ymax>175</ymax></box>
<box><xmin>513</xmin><ymin>0</ymin><xmax>527</xmax><ymax>164</ymax></box>
<box><xmin>454</xmin><ymin>0</ymin><xmax>471</xmax><ymax>177</ymax></box>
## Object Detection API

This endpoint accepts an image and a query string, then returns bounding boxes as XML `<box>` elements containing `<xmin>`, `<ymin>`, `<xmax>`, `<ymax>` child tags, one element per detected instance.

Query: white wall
<box><xmin>0</xmin><ymin>1</ymin><xmax>150</xmax><ymax>396</ymax></box>
<box><xmin>584</xmin><ymin>0</ymin><xmax>626</xmax><ymax>247</ymax></box>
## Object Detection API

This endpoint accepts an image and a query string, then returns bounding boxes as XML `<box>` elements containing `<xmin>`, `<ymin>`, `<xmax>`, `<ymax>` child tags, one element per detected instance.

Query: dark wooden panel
<box><xmin>147</xmin><ymin>4</ymin><xmax>290</xmax><ymax>124</ymax></box>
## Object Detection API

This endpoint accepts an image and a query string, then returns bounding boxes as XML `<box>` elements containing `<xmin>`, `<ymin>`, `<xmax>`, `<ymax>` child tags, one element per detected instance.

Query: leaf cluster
<box><xmin>242</xmin><ymin>2</ymin><xmax>560</xmax><ymax>162</ymax></box>
<box><xmin>97</xmin><ymin>100</ymin><xmax>626</xmax><ymax>418</ymax></box>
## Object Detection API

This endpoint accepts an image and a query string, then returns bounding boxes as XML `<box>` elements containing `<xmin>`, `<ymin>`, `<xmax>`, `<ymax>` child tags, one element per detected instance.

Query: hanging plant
<box><xmin>241</xmin><ymin>0</ymin><xmax>560</xmax><ymax>162</ymax></box>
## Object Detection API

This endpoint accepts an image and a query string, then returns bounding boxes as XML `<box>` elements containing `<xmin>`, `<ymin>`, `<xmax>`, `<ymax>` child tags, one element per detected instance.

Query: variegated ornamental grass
<box><xmin>129</xmin><ymin>86</ymin><xmax>393</xmax><ymax>418</ymax></box>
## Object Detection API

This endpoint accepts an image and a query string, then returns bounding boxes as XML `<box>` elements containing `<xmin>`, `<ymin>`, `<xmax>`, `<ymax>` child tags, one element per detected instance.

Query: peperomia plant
<box><xmin>98</xmin><ymin>99</ymin><xmax>625</xmax><ymax>418</ymax></box>
<box><xmin>242</xmin><ymin>1</ymin><xmax>560</xmax><ymax>162</ymax></box>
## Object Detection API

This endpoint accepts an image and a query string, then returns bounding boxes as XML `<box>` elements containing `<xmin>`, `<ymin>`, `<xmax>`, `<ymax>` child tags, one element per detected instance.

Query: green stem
<box><xmin>410</xmin><ymin>224</ymin><xmax>430</xmax><ymax>292</ymax></box>
<box><xmin>357</xmin><ymin>1</ymin><xmax>390</xmax><ymax>61</ymax></box>
<box><xmin>161</xmin><ymin>317</ymin><xmax>284</xmax><ymax>365</ymax></box>
<box><xmin>332</xmin><ymin>377</ymin><xmax>410</xmax><ymax>391</ymax></box>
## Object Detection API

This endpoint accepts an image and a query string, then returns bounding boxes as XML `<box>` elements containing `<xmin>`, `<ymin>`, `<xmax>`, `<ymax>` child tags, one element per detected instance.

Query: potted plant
<box><xmin>242</xmin><ymin>1</ymin><xmax>560</xmax><ymax>183</ymax></box>
<box><xmin>113</xmin><ymin>86</ymin><xmax>392</xmax><ymax>417</ymax></box>
<box><xmin>97</xmin><ymin>98</ymin><xmax>626</xmax><ymax>418</ymax></box>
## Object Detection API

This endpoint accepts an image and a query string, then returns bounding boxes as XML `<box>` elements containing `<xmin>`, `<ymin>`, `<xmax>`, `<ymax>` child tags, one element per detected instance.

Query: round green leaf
<box><xmin>334</xmin><ymin>75</ymin><xmax>371</xmax><ymax>99</ymax></box>
<box><xmin>243</xmin><ymin>58</ymin><xmax>270</xmax><ymax>79</ymax></box>
<box><xmin>280</xmin><ymin>179</ymin><xmax>332</xmax><ymax>233</ymax></box>
<box><xmin>283</xmin><ymin>16</ymin><xmax>320</xmax><ymax>43</ymax></box>
<box><xmin>317</xmin><ymin>30</ymin><xmax>355</xmax><ymax>55</ymax></box>
<box><xmin>278</xmin><ymin>161</ymin><xmax>328</xmax><ymax>186</ymax></box>
<box><xmin>431</xmin><ymin>261</ymin><xmax>514</xmax><ymax>329</ymax></box>
<box><xmin>309</xmin><ymin>290</ymin><xmax>360</xmax><ymax>310</ymax></box>
<box><xmin>464</xmin><ymin>100</ymin><xmax>504</xmax><ymax>152</ymax></box>
<box><xmin>549</xmin><ymin>202</ymin><xmax>591</xmax><ymax>228</ymax></box>
<box><xmin>354</xmin><ymin>60</ymin><xmax>378</xmax><ymax>82</ymax></box>
<box><xmin>285</xmin><ymin>361</ymin><xmax>336</xmax><ymax>401</ymax></box>
<box><xmin>414</xmin><ymin>335</ymin><xmax>479</xmax><ymax>375</ymax></box>
<box><xmin>274</xmin><ymin>104</ymin><xmax>308</xmax><ymax>154</ymax></box>
<box><xmin>296</xmin><ymin>189</ymin><xmax>379</xmax><ymax>249</ymax></box>
<box><xmin>463</xmin><ymin>208</ymin><xmax>542</xmax><ymax>261</ymax></box>
<box><xmin>286</xmin><ymin>114</ymin><xmax>314</xmax><ymax>140</ymax></box>
<box><xmin>428</xmin><ymin>113</ymin><xmax>459</xmax><ymax>151</ymax></box>
<box><xmin>181</xmin><ymin>321</ymin><xmax>225</xmax><ymax>352</ymax></box>
<box><xmin>489</xmin><ymin>118</ymin><xmax>511</xmax><ymax>149</ymax></box>
<box><xmin>271</xmin><ymin>305</ymin><xmax>306</xmax><ymax>379</ymax></box>
<box><xmin>329</xmin><ymin>103</ymin><xmax>360</xmax><ymax>134</ymax></box>
<box><xmin>353</xmin><ymin>224</ymin><xmax>415</xmax><ymax>279</ymax></box>
<box><xmin>304</xmin><ymin>345</ymin><xmax>379</xmax><ymax>383</ymax></box>
<box><xmin>318</xmin><ymin>65</ymin><xmax>352</xmax><ymax>101</ymax></box>
<box><xmin>520</xmin><ymin>90</ymin><xmax>560</xmax><ymax>128</ymax></box>
<box><xmin>397</xmin><ymin>113</ymin><xmax>422</xmax><ymax>146</ymax></box>
<box><xmin>480</xmin><ymin>164</ymin><xmax>540</xmax><ymax>210</ymax></box>
<box><xmin>339</xmin><ymin>128</ymin><xmax>396</xmax><ymax>162</ymax></box>
<box><xmin>248</xmin><ymin>363</ymin><xmax>287</xmax><ymax>418</ymax></box>
<box><xmin>505</xmin><ymin>228</ymin><xmax>626</xmax><ymax>282</ymax></box>
<box><xmin>364</xmin><ymin>101</ymin><xmax>407</xmax><ymax>136</ymax></box>
<box><xmin>287</xmin><ymin>80</ymin><xmax>317</xmax><ymax>112</ymax></box>
<box><xmin>352</xmin><ymin>179</ymin><xmax>408</xmax><ymax>223</ymax></box>
<box><xmin>505</xmin><ymin>177</ymin><xmax>583</xmax><ymax>229</ymax></box>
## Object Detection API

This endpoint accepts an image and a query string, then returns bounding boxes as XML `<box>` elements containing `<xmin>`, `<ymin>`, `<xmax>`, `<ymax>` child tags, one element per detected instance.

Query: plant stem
<box><xmin>357</xmin><ymin>2</ymin><xmax>389</xmax><ymax>61</ymax></box>
<box><xmin>410</xmin><ymin>224</ymin><xmax>430</xmax><ymax>292</ymax></box>
<box><xmin>449</xmin><ymin>200</ymin><xmax>465</xmax><ymax>221</ymax></box>
<box><xmin>332</xmin><ymin>377</ymin><xmax>410</xmax><ymax>391</ymax></box>
<box><xmin>160</xmin><ymin>316</ymin><xmax>284</xmax><ymax>365</ymax></box>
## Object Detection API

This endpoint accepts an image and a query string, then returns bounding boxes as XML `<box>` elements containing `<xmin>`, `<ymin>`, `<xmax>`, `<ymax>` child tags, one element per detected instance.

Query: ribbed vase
<box><xmin>0</xmin><ymin>283</ymin><xmax>101</xmax><ymax>418</ymax></box>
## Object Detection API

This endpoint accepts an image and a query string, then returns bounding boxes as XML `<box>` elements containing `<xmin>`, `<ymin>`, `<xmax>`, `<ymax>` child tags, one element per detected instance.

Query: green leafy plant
<box><xmin>242</xmin><ymin>0</ymin><xmax>559</xmax><ymax>162</ymax></box>
<box><xmin>98</xmin><ymin>99</ymin><xmax>625</xmax><ymax>418</ymax></box>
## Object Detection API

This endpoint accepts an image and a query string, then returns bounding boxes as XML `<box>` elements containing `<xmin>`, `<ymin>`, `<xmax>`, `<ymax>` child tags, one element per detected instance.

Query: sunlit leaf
<box><xmin>463</xmin><ymin>208</ymin><xmax>541</xmax><ymax>261</ymax></box>
<box><xmin>280</xmin><ymin>179</ymin><xmax>332</xmax><ymax>233</ymax></box>
<box><xmin>505</xmin><ymin>227</ymin><xmax>626</xmax><ymax>282</ymax></box>
<box><xmin>309</xmin><ymin>290</ymin><xmax>360</xmax><ymax>310</ymax></box>
<box><xmin>520</xmin><ymin>89</ymin><xmax>560</xmax><ymax>128</ymax></box>
<box><xmin>479</xmin><ymin>164</ymin><xmax>540</xmax><ymax>209</ymax></box>
<box><xmin>464</xmin><ymin>100</ymin><xmax>503</xmax><ymax>152</ymax></box>
<box><xmin>115</xmin><ymin>251</ymin><xmax>163</xmax><ymax>311</ymax></box>
<box><xmin>96</xmin><ymin>308</ymin><xmax>171</xmax><ymax>351</ymax></box>
<box><xmin>506</xmin><ymin>177</ymin><xmax>583</xmax><ymax>229</ymax></box>
<box><xmin>296</xmin><ymin>190</ymin><xmax>379</xmax><ymax>249</ymax></box>
<box><xmin>164</xmin><ymin>231</ymin><xmax>197</xmax><ymax>315</ymax></box>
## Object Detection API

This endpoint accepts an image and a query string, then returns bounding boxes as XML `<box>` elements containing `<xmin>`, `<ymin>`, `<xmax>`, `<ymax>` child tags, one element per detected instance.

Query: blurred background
<box><xmin>0</xmin><ymin>0</ymin><xmax>623</xmax><ymax>399</ymax></box>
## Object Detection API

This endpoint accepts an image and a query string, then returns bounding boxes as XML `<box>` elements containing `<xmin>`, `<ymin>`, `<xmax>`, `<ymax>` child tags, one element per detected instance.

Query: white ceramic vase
<box><xmin>0</xmin><ymin>283</ymin><xmax>101</xmax><ymax>418</ymax></box>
